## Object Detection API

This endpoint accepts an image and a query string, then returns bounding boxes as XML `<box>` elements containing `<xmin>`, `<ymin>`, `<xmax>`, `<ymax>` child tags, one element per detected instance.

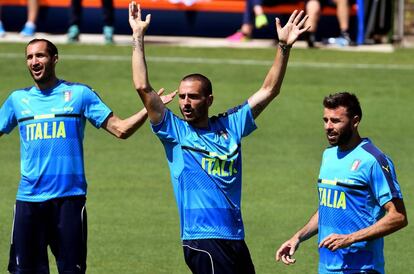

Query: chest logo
<box><xmin>64</xmin><ymin>91</ymin><xmax>72</xmax><ymax>102</ymax></box>
<box><xmin>350</xmin><ymin>159</ymin><xmax>361</xmax><ymax>171</ymax></box>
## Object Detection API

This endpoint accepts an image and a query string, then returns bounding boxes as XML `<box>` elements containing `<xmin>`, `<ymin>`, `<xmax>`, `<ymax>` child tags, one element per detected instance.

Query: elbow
<box><xmin>400</xmin><ymin>215</ymin><xmax>408</xmax><ymax>229</ymax></box>
<box><xmin>117</xmin><ymin>133</ymin><xmax>129</xmax><ymax>140</ymax></box>
<box><xmin>394</xmin><ymin>212</ymin><xmax>408</xmax><ymax>231</ymax></box>
<box><xmin>264</xmin><ymin>87</ymin><xmax>281</xmax><ymax>98</ymax></box>
<box><xmin>273</xmin><ymin>89</ymin><xmax>281</xmax><ymax>97</ymax></box>
<box><xmin>135</xmin><ymin>84</ymin><xmax>152</xmax><ymax>94</ymax></box>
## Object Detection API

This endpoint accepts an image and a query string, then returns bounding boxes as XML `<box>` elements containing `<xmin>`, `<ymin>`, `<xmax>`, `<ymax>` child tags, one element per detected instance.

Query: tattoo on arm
<box><xmin>132</xmin><ymin>37</ymin><xmax>143</xmax><ymax>51</ymax></box>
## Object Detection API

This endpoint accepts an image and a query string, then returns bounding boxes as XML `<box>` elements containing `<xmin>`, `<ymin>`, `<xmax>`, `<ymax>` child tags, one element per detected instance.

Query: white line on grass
<box><xmin>1</xmin><ymin>52</ymin><xmax>414</xmax><ymax>70</ymax></box>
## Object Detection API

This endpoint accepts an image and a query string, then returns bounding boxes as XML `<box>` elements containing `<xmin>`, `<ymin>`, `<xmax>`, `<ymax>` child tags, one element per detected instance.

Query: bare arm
<box><xmin>319</xmin><ymin>198</ymin><xmax>408</xmax><ymax>251</ymax></box>
<box><xmin>0</xmin><ymin>132</ymin><xmax>3</xmax><ymax>137</ymax></box>
<box><xmin>101</xmin><ymin>88</ymin><xmax>176</xmax><ymax>139</ymax></box>
<box><xmin>247</xmin><ymin>10</ymin><xmax>309</xmax><ymax>119</ymax></box>
<box><xmin>276</xmin><ymin>210</ymin><xmax>318</xmax><ymax>265</ymax></box>
<box><xmin>129</xmin><ymin>2</ymin><xmax>165</xmax><ymax>125</ymax></box>
<box><xmin>102</xmin><ymin>109</ymin><xmax>147</xmax><ymax>139</ymax></box>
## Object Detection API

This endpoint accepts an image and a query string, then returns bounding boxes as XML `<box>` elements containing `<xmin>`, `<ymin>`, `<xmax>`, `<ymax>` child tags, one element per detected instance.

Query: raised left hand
<box><xmin>276</xmin><ymin>10</ymin><xmax>310</xmax><ymax>46</ymax></box>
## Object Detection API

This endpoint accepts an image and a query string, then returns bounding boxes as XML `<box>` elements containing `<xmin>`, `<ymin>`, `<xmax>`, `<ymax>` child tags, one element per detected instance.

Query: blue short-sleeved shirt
<box><xmin>0</xmin><ymin>80</ymin><xmax>112</xmax><ymax>202</ymax></box>
<box><xmin>152</xmin><ymin>102</ymin><xmax>257</xmax><ymax>240</ymax></box>
<box><xmin>317</xmin><ymin>138</ymin><xmax>403</xmax><ymax>274</ymax></box>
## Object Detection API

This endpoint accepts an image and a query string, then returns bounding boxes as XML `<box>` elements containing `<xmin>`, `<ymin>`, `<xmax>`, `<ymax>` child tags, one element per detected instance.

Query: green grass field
<box><xmin>0</xmin><ymin>42</ymin><xmax>413</xmax><ymax>273</ymax></box>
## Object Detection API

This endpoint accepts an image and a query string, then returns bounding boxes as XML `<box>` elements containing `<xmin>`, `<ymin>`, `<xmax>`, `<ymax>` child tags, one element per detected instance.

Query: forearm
<box><xmin>118</xmin><ymin>108</ymin><xmax>148</xmax><ymax>139</ymax></box>
<box><xmin>104</xmin><ymin>108</ymin><xmax>148</xmax><ymax>139</ymax></box>
<box><xmin>319</xmin><ymin>199</ymin><xmax>408</xmax><ymax>251</ymax></box>
<box><xmin>294</xmin><ymin>211</ymin><xmax>319</xmax><ymax>243</ymax></box>
<box><xmin>131</xmin><ymin>33</ymin><xmax>164</xmax><ymax>123</ymax></box>
<box><xmin>132</xmin><ymin>33</ymin><xmax>151</xmax><ymax>93</ymax></box>
<box><xmin>262</xmin><ymin>43</ymin><xmax>290</xmax><ymax>94</ymax></box>
<box><xmin>247</xmin><ymin>10</ymin><xmax>308</xmax><ymax>118</ymax></box>
<box><xmin>248</xmin><ymin>43</ymin><xmax>290</xmax><ymax>118</ymax></box>
<box><xmin>348</xmin><ymin>200</ymin><xmax>407</xmax><ymax>243</ymax></box>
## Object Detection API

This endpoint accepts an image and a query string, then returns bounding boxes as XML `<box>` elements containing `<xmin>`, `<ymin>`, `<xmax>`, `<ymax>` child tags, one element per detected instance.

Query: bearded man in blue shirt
<box><xmin>276</xmin><ymin>92</ymin><xmax>408</xmax><ymax>274</ymax></box>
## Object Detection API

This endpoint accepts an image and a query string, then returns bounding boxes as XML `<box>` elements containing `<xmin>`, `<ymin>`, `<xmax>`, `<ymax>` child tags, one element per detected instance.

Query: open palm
<box><xmin>129</xmin><ymin>1</ymin><xmax>151</xmax><ymax>34</ymax></box>
<box><xmin>276</xmin><ymin>10</ymin><xmax>309</xmax><ymax>46</ymax></box>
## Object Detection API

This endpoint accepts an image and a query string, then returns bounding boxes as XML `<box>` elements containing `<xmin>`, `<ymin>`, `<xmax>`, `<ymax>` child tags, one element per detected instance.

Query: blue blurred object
<box><xmin>0</xmin><ymin>21</ymin><xmax>6</xmax><ymax>37</ymax></box>
<box><xmin>103</xmin><ymin>25</ymin><xmax>114</xmax><ymax>44</ymax></box>
<box><xmin>20</xmin><ymin>22</ymin><xmax>36</xmax><ymax>36</ymax></box>
<box><xmin>356</xmin><ymin>0</ymin><xmax>365</xmax><ymax>44</ymax></box>
<box><xmin>67</xmin><ymin>25</ymin><xmax>80</xmax><ymax>42</ymax></box>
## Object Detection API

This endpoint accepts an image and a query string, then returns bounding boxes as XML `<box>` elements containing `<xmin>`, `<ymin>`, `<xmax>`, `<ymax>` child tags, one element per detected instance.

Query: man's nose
<box><xmin>325</xmin><ymin>121</ymin><xmax>333</xmax><ymax>130</ymax></box>
<box><xmin>30</xmin><ymin>57</ymin><xmax>39</xmax><ymax>66</ymax></box>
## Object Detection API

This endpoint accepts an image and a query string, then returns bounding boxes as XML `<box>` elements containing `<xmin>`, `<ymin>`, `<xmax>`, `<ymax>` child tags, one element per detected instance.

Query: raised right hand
<box><xmin>129</xmin><ymin>1</ymin><xmax>151</xmax><ymax>35</ymax></box>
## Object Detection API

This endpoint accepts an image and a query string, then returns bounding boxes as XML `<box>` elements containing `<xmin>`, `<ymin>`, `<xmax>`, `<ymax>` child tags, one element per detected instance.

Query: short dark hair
<box><xmin>323</xmin><ymin>92</ymin><xmax>362</xmax><ymax>120</ymax></box>
<box><xmin>181</xmin><ymin>73</ymin><xmax>212</xmax><ymax>96</ymax></box>
<box><xmin>26</xmin><ymin>39</ymin><xmax>58</xmax><ymax>57</ymax></box>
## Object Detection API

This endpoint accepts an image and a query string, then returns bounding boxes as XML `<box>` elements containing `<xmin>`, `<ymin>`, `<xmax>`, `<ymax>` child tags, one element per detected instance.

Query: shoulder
<box><xmin>11</xmin><ymin>85</ymin><xmax>33</xmax><ymax>94</ymax></box>
<box><xmin>355</xmin><ymin>139</ymin><xmax>394</xmax><ymax>173</ymax></box>
<box><xmin>59</xmin><ymin>80</ymin><xmax>94</xmax><ymax>91</ymax></box>
<box><xmin>210</xmin><ymin>102</ymin><xmax>249</xmax><ymax>122</ymax></box>
<box><xmin>322</xmin><ymin>145</ymin><xmax>336</xmax><ymax>156</ymax></box>
<box><xmin>360</xmin><ymin>139</ymin><xmax>388</xmax><ymax>163</ymax></box>
<box><xmin>6</xmin><ymin>86</ymin><xmax>33</xmax><ymax>101</ymax></box>
<box><xmin>158</xmin><ymin>108</ymin><xmax>187</xmax><ymax>128</ymax></box>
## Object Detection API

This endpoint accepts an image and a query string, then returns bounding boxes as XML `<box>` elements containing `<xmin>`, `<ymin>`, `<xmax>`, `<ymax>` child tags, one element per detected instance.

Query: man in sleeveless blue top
<box><xmin>128</xmin><ymin>2</ymin><xmax>310</xmax><ymax>273</ymax></box>
<box><xmin>0</xmin><ymin>38</ymin><xmax>175</xmax><ymax>274</ymax></box>
<box><xmin>276</xmin><ymin>92</ymin><xmax>408</xmax><ymax>274</ymax></box>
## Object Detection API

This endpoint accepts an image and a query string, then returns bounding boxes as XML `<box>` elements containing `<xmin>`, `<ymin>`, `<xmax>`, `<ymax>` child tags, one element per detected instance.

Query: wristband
<box><xmin>278</xmin><ymin>43</ymin><xmax>292</xmax><ymax>55</ymax></box>
<box><xmin>279</xmin><ymin>43</ymin><xmax>292</xmax><ymax>50</ymax></box>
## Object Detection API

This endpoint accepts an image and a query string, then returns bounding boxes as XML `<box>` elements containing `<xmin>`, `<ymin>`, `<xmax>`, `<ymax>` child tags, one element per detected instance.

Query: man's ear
<box><xmin>53</xmin><ymin>55</ymin><xmax>59</xmax><ymax>65</ymax></box>
<box><xmin>352</xmin><ymin>115</ymin><xmax>360</xmax><ymax>128</ymax></box>
<box><xmin>207</xmin><ymin>94</ymin><xmax>214</xmax><ymax>107</ymax></box>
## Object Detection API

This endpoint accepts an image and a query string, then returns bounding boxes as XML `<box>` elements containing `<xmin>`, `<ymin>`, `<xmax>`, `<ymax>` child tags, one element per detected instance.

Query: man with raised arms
<box><xmin>129</xmin><ymin>2</ymin><xmax>309</xmax><ymax>273</ymax></box>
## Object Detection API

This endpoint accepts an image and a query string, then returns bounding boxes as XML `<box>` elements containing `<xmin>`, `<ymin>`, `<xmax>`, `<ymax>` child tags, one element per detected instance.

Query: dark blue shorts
<box><xmin>183</xmin><ymin>239</ymin><xmax>255</xmax><ymax>274</ymax></box>
<box><xmin>8</xmin><ymin>196</ymin><xmax>87</xmax><ymax>274</ymax></box>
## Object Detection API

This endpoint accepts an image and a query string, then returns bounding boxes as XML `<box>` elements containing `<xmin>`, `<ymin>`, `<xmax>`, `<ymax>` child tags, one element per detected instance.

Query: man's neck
<box><xmin>338</xmin><ymin>134</ymin><xmax>362</xmax><ymax>151</ymax></box>
<box><xmin>189</xmin><ymin>118</ymin><xmax>209</xmax><ymax>129</ymax></box>
<box><xmin>35</xmin><ymin>77</ymin><xmax>59</xmax><ymax>91</ymax></box>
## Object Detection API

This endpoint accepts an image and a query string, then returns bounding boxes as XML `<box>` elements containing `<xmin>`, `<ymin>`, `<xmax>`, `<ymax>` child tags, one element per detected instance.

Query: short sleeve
<box><xmin>370</xmin><ymin>156</ymin><xmax>403</xmax><ymax>206</ymax></box>
<box><xmin>225</xmin><ymin>102</ymin><xmax>257</xmax><ymax>139</ymax></box>
<box><xmin>82</xmin><ymin>87</ymin><xmax>112</xmax><ymax>128</ymax></box>
<box><xmin>0</xmin><ymin>95</ymin><xmax>18</xmax><ymax>134</ymax></box>
<box><xmin>151</xmin><ymin>109</ymin><xmax>183</xmax><ymax>143</ymax></box>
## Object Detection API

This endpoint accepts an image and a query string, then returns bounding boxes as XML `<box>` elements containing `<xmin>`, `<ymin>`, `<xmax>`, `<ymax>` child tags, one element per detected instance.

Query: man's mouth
<box><xmin>31</xmin><ymin>66</ymin><xmax>43</xmax><ymax>77</ymax></box>
<box><xmin>183</xmin><ymin>108</ymin><xmax>192</xmax><ymax>115</ymax></box>
<box><xmin>327</xmin><ymin>131</ymin><xmax>337</xmax><ymax>140</ymax></box>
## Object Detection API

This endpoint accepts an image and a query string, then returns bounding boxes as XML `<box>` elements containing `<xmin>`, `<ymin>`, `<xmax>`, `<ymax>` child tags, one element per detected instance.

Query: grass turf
<box><xmin>0</xmin><ymin>42</ymin><xmax>413</xmax><ymax>273</ymax></box>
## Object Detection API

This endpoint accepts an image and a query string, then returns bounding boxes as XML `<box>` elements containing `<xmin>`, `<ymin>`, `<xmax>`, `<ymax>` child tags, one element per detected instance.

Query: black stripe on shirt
<box><xmin>18</xmin><ymin>113</ymin><xmax>81</xmax><ymax>123</ymax></box>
